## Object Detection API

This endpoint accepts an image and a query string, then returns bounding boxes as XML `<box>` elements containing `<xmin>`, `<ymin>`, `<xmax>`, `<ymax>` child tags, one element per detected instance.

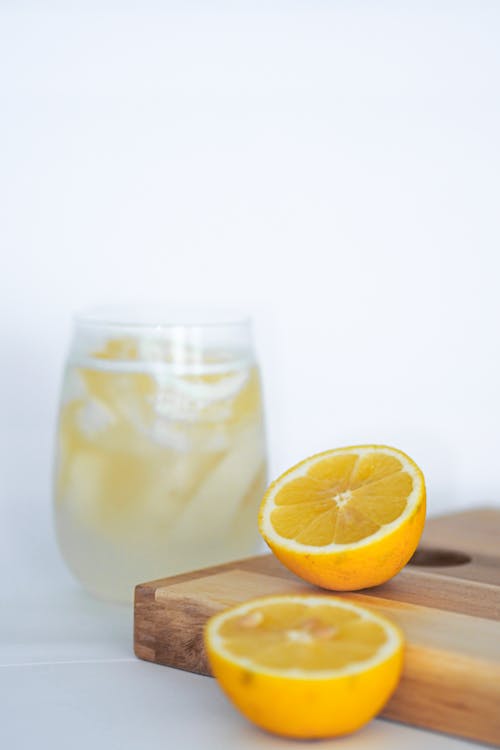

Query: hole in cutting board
<box><xmin>408</xmin><ymin>547</ymin><xmax>471</xmax><ymax>567</ymax></box>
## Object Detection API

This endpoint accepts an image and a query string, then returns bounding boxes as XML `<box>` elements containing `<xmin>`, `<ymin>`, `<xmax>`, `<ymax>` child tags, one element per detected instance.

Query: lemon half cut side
<box><xmin>204</xmin><ymin>594</ymin><xmax>404</xmax><ymax>738</ymax></box>
<box><xmin>259</xmin><ymin>445</ymin><xmax>426</xmax><ymax>590</ymax></box>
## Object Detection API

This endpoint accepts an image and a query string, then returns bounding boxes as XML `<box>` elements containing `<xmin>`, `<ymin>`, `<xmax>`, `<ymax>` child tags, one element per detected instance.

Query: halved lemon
<box><xmin>204</xmin><ymin>594</ymin><xmax>404</xmax><ymax>738</ymax></box>
<box><xmin>259</xmin><ymin>445</ymin><xmax>426</xmax><ymax>590</ymax></box>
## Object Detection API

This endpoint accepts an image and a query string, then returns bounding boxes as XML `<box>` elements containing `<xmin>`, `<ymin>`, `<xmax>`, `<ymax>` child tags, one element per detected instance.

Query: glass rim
<box><xmin>74</xmin><ymin>305</ymin><xmax>252</xmax><ymax>331</ymax></box>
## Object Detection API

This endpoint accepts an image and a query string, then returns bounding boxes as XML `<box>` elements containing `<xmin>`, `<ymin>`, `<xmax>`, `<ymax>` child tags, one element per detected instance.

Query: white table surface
<box><xmin>0</xmin><ymin>516</ymin><xmax>483</xmax><ymax>750</ymax></box>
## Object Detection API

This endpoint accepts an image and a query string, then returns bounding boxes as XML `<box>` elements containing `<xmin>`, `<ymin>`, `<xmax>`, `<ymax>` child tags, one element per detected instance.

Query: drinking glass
<box><xmin>53</xmin><ymin>307</ymin><xmax>267</xmax><ymax>601</ymax></box>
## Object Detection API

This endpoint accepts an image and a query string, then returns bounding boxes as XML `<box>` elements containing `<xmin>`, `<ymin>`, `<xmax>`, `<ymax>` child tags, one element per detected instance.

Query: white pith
<box><xmin>260</xmin><ymin>446</ymin><xmax>423</xmax><ymax>553</ymax></box>
<box><xmin>206</xmin><ymin>594</ymin><xmax>402</xmax><ymax>679</ymax></box>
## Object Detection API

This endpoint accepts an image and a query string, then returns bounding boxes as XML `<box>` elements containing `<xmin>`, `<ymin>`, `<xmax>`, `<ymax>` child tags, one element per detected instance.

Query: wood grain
<box><xmin>134</xmin><ymin>508</ymin><xmax>500</xmax><ymax>746</ymax></box>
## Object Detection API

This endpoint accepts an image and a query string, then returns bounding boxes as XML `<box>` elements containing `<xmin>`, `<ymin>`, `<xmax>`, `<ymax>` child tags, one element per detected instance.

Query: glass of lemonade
<box><xmin>53</xmin><ymin>307</ymin><xmax>267</xmax><ymax>602</ymax></box>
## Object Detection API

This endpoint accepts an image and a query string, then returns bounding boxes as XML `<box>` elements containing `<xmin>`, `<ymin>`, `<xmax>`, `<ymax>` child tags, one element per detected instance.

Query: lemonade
<box><xmin>54</xmin><ymin>313</ymin><xmax>267</xmax><ymax>601</ymax></box>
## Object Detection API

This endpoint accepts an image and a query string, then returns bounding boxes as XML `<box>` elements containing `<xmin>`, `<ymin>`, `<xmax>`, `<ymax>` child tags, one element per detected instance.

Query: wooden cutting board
<box><xmin>134</xmin><ymin>508</ymin><xmax>500</xmax><ymax>746</ymax></box>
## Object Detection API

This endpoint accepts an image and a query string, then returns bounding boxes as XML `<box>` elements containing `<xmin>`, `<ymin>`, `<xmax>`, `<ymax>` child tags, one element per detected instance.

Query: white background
<box><xmin>1</xmin><ymin>1</ymin><xmax>500</xmax><ymax>581</ymax></box>
<box><xmin>0</xmin><ymin>5</ymin><xmax>497</xmax><ymax>749</ymax></box>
